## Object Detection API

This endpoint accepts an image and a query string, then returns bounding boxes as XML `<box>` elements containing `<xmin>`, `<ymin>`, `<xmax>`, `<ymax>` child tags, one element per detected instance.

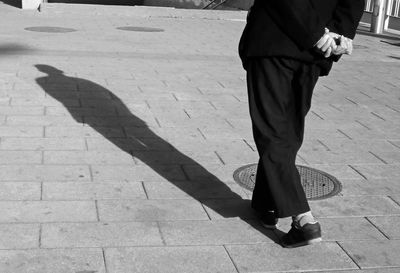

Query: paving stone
<box><xmin>310</xmin><ymin>196</ymin><xmax>400</xmax><ymax>217</ymax></box>
<box><xmin>41</xmin><ymin>221</ymin><xmax>162</xmax><ymax>248</ymax></box>
<box><xmin>350</xmin><ymin>164</ymin><xmax>400</xmax><ymax>179</ymax></box>
<box><xmin>0</xmin><ymin>151</ymin><xmax>42</xmax><ymax>164</ymax></box>
<box><xmin>10</xmin><ymin>97</ymin><xmax>80</xmax><ymax>107</ymax></box>
<box><xmin>105</xmin><ymin>246</ymin><xmax>237</xmax><ymax>273</ymax></box>
<box><xmin>307</xmin><ymin>164</ymin><xmax>366</xmax><ymax>180</ymax></box>
<box><xmin>43</xmin><ymin>150</ymin><xmax>135</xmax><ymax>165</ymax></box>
<box><xmin>0</xmin><ymin>248</ymin><xmax>105</xmax><ymax>273</ymax></box>
<box><xmin>98</xmin><ymin>199</ymin><xmax>209</xmax><ymax>221</ymax></box>
<box><xmin>0</xmin><ymin>165</ymin><xmax>91</xmax><ymax>182</ymax></box>
<box><xmin>226</xmin><ymin>242</ymin><xmax>357</xmax><ymax>272</ymax></box>
<box><xmin>0</xmin><ymin>126</ymin><xmax>43</xmax><ymax>137</ymax></box>
<box><xmin>84</xmin><ymin>116</ymin><xmax>158</xmax><ymax>127</ymax></box>
<box><xmin>182</xmin><ymin>163</ymin><xmax>245</xmax><ymax>182</ymax></box>
<box><xmin>214</xmin><ymin>148</ymin><xmax>258</xmax><ymax>165</ymax></box>
<box><xmin>42</xmin><ymin>181</ymin><xmax>146</xmax><ymax>200</ymax></box>
<box><xmin>300</xmin><ymin>150</ymin><xmax>382</xmax><ymax>164</ymax></box>
<box><xmin>45</xmin><ymin>126</ymin><xmax>125</xmax><ymax>138</ymax></box>
<box><xmin>367</xmin><ymin>216</ymin><xmax>400</xmax><ymax>239</ymax></box>
<box><xmin>46</xmin><ymin>106</ymin><xmax>118</xmax><ymax>117</ymax></box>
<box><xmin>0</xmin><ymin>224</ymin><xmax>39</xmax><ymax>249</ymax></box>
<box><xmin>86</xmin><ymin>137</ymin><xmax>172</xmax><ymax>151</ymax></box>
<box><xmin>159</xmin><ymin>219</ymin><xmax>277</xmax><ymax>245</ymax></box>
<box><xmin>202</xmin><ymin>198</ymin><xmax>255</xmax><ymax>220</ymax></box>
<box><xmin>132</xmin><ymin>150</ymin><xmax>222</xmax><ymax>165</ymax></box>
<box><xmin>308</xmin><ymin>269</ymin><xmax>400</xmax><ymax>273</ymax></box>
<box><xmin>143</xmin><ymin>181</ymin><xmax>250</xmax><ymax>200</ymax></box>
<box><xmin>340</xmin><ymin>179</ymin><xmax>400</xmax><ymax>196</ymax></box>
<box><xmin>6</xmin><ymin>116</ymin><xmax>83</xmax><ymax>126</ymax></box>
<box><xmin>339</xmin><ymin>240</ymin><xmax>400</xmax><ymax>269</ymax></box>
<box><xmin>0</xmin><ymin>201</ymin><xmax>96</xmax><ymax>223</ymax></box>
<box><xmin>0</xmin><ymin>137</ymin><xmax>86</xmax><ymax>150</ymax></box>
<box><xmin>389</xmin><ymin>195</ymin><xmax>400</xmax><ymax>206</ymax></box>
<box><xmin>0</xmin><ymin>182</ymin><xmax>41</xmax><ymax>201</ymax></box>
<box><xmin>371</xmin><ymin>151</ymin><xmax>400</xmax><ymax>164</ymax></box>
<box><xmin>0</xmin><ymin>106</ymin><xmax>44</xmax><ymax>115</ymax></box>
<box><xmin>91</xmin><ymin>164</ymin><xmax>186</xmax><ymax>182</ymax></box>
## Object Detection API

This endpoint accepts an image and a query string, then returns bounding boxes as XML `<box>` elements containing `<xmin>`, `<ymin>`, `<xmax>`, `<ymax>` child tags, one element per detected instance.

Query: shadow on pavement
<box><xmin>388</xmin><ymin>55</ymin><xmax>400</xmax><ymax>60</ymax></box>
<box><xmin>0</xmin><ymin>43</ymin><xmax>33</xmax><ymax>56</ymax></box>
<box><xmin>0</xmin><ymin>0</ymin><xmax>20</xmax><ymax>8</ymax></box>
<box><xmin>34</xmin><ymin>64</ymin><xmax>283</xmax><ymax>244</ymax></box>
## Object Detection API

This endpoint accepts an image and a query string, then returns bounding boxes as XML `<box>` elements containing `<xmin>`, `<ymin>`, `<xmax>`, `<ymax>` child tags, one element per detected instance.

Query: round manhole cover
<box><xmin>25</xmin><ymin>27</ymin><xmax>77</xmax><ymax>33</ymax></box>
<box><xmin>116</xmin><ymin>26</ymin><xmax>164</xmax><ymax>32</ymax></box>
<box><xmin>233</xmin><ymin>164</ymin><xmax>342</xmax><ymax>200</ymax></box>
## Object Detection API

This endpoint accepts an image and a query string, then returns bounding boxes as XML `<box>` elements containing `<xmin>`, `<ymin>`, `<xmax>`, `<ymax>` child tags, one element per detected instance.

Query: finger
<box><xmin>316</xmin><ymin>35</ymin><xmax>329</xmax><ymax>49</ymax></box>
<box><xmin>324</xmin><ymin>47</ymin><xmax>332</xmax><ymax>58</ymax></box>
<box><xmin>321</xmin><ymin>37</ymin><xmax>334</xmax><ymax>52</ymax></box>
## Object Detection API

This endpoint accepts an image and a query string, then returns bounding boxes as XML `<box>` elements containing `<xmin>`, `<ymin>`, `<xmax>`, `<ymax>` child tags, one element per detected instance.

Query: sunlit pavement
<box><xmin>0</xmin><ymin>2</ymin><xmax>400</xmax><ymax>272</ymax></box>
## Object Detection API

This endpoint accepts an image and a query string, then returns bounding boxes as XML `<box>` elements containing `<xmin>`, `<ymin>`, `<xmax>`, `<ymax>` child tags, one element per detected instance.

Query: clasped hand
<box><xmin>315</xmin><ymin>28</ymin><xmax>353</xmax><ymax>58</ymax></box>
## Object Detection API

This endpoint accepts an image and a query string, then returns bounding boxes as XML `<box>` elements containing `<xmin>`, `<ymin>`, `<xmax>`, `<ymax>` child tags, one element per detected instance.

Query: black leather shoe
<box><xmin>257</xmin><ymin>211</ymin><xmax>278</xmax><ymax>229</ymax></box>
<box><xmin>281</xmin><ymin>222</ymin><xmax>322</xmax><ymax>248</ymax></box>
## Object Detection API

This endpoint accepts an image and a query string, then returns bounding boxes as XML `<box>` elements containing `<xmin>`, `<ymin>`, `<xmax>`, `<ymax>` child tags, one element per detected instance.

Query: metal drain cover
<box><xmin>116</xmin><ymin>26</ymin><xmax>164</xmax><ymax>32</ymax></box>
<box><xmin>25</xmin><ymin>27</ymin><xmax>77</xmax><ymax>33</ymax></box>
<box><xmin>233</xmin><ymin>164</ymin><xmax>342</xmax><ymax>200</ymax></box>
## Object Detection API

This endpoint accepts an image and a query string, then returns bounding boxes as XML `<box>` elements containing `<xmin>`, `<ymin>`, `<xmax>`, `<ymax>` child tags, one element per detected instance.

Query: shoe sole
<box><xmin>259</xmin><ymin>220</ymin><xmax>277</xmax><ymax>230</ymax></box>
<box><xmin>261</xmin><ymin>223</ymin><xmax>277</xmax><ymax>229</ymax></box>
<box><xmin>282</xmin><ymin>237</ymin><xmax>322</xmax><ymax>248</ymax></box>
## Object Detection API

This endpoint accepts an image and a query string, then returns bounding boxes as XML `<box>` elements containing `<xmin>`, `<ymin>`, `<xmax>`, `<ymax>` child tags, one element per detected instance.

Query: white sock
<box><xmin>293</xmin><ymin>211</ymin><xmax>317</xmax><ymax>227</ymax></box>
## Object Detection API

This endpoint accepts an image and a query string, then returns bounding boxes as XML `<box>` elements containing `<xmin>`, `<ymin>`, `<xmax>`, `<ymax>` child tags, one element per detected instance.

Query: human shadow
<box><xmin>0</xmin><ymin>0</ymin><xmax>20</xmax><ymax>8</ymax></box>
<box><xmin>34</xmin><ymin>64</ymin><xmax>283</xmax><ymax>243</ymax></box>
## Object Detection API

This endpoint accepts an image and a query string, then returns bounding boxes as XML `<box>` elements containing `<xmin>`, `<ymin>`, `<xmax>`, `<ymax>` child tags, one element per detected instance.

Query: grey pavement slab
<box><xmin>339</xmin><ymin>240</ymin><xmax>400</xmax><ymax>269</ymax></box>
<box><xmin>97</xmin><ymin>199</ymin><xmax>209</xmax><ymax>221</ymax></box>
<box><xmin>105</xmin><ymin>246</ymin><xmax>237</xmax><ymax>273</ymax></box>
<box><xmin>45</xmin><ymin>126</ymin><xmax>125</xmax><ymax>138</ymax></box>
<box><xmin>143</xmin><ymin>180</ymin><xmax>250</xmax><ymax>200</ymax></box>
<box><xmin>43</xmin><ymin>150</ymin><xmax>135</xmax><ymax>165</ymax></box>
<box><xmin>368</xmin><ymin>216</ymin><xmax>400</xmax><ymax>239</ymax></box>
<box><xmin>0</xmin><ymin>201</ymin><xmax>97</xmax><ymax>223</ymax></box>
<box><xmin>310</xmin><ymin>196</ymin><xmax>400</xmax><ymax>217</ymax></box>
<box><xmin>226</xmin><ymin>242</ymin><xmax>358</xmax><ymax>272</ymax></box>
<box><xmin>0</xmin><ymin>137</ymin><xmax>86</xmax><ymax>151</ymax></box>
<box><xmin>41</xmin><ymin>221</ymin><xmax>163</xmax><ymax>248</ymax></box>
<box><xmin>0</xmin><ymin>248</ymin><xmax>105</xmax><ymax>273</ymax></box>
<box><xmin>349</xmin><ymin>164</ymin><xmax>400</xmax><ymax>179</ymax></box>
<box><xmin>159</xmin><ymin>219</ymin><xmax>277</xmax><ymax>245</ymax></box>
<box><xmin>303</xmin><ymin>269</ymin><xmax>400</xmax><ymax>273</ymax></box>
<box><xmin>0</xmin><ymin>126</ymin><xmax>43</xmax><ymax>137</ymax></box>
<box><xmin>0</xmin><ymin>182</ymin><xmax>41</xmax><ymax>201</ymax></box>
<box><xmin>339</xmin><ymin>179</ymin><xmax>400</xmax><ymax>196</ymax></box>
<box><xmin>0</xmin><ymin>165</ymin><xmax>91</xmax><ymax>181</ymax></box>
<box><xmin>91</xmin><ymin>164</ymin><xmax>187</xmax><ymax>182</ymax></box>
<box><xmin>42</xmin><ymin>181</ymin><xmax>147</xmax><ymax>200</ymax></box>
<box><xmin>0</xmin><ymin>224</ymin><xmax>39</xmax><ymax>249</ymax></box>
<box><xmin>306</xmin><ymin>164</ymin><xmax>365</xmax><ymax>180</ymax></box>
<box><xmin>0</xmin><ymin>151</ymin><xmax>42</xmax><ymax>164</ymax></box>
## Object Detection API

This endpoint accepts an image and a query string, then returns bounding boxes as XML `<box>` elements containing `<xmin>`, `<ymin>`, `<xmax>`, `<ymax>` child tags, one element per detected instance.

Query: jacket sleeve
<box><xmin>327</xmin><ymin>0</ymin><xmax>366</xmax><ymax>39</ymax></box>
<box><xmin>262</xmin><ymin>0</ymin><xmax>327</xmax><ymax>50</ymax></box>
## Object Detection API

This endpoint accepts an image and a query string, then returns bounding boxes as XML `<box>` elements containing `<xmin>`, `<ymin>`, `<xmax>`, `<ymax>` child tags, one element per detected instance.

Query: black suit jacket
<box><xmin>239</xmin><ymin>0</ymin><xmax>365</xmax><ymax>75</ymax></box>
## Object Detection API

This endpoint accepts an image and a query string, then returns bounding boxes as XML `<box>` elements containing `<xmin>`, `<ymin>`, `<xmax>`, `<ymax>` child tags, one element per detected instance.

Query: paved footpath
<box><xmin>0</xmin><ymin>2</ymin><xmax>400</xmax><ymax>272</ymax></box>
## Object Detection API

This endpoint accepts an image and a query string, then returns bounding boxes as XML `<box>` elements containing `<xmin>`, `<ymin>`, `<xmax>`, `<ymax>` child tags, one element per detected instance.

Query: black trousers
<box><xmin>247</xmin><ymin>57</ymin><xmax>320</xmax><ymax>218</ymax></box>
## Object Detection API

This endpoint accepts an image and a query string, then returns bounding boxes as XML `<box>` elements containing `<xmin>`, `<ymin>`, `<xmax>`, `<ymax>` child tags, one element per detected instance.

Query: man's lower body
<box><xmin>246</xmin><ymin>57</ymin><xmax>322</xmax><ymax>247</ymax></box>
